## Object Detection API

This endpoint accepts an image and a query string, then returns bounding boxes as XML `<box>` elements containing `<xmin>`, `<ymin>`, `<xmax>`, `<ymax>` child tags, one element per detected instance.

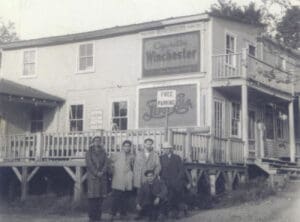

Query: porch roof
<box><xmin>0</xmin><ymin>78</ymin><xmax>64</xmax><ymax>106</ymax></box>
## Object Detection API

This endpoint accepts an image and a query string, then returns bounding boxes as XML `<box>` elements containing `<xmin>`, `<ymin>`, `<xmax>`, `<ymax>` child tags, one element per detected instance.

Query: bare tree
<box><xmin>0</xmin><ymin>19</ymin><xmax>18</xmax><ymax>44</ymax></box>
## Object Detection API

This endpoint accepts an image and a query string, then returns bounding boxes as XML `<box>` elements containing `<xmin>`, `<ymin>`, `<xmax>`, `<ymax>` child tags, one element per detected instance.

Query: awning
<box><xmin>0</xmin><ymin>78</ymin><xmax>64</xmax><ymax>106</ymax></box>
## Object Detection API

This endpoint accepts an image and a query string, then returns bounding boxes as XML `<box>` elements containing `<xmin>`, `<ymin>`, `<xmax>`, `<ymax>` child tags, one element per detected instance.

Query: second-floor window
<box><xmin>231</xmin><ymin>102</ymin><xmax>241</xmax><ymax>137</ymax></box>
<box><xmin>69</xmin><ymin>104</ymin><xmax>83</xmax><ymax>132</ymax></box>
<box><xmin>112</xmin><ymin>101</ymin><xmax>128</xmax><ymax>130</ymax></box>
<box><xmin>225</xmin><ymin>33</ymin><xmax>236</xmax><ymax>66</ymax></box>
<box><xmin>78</xmin><ymin>43</ymin><xmax>94</xmax><ymax>72</ymax></box>
<box><xmin>248</xmin><ymin>44</ymin><xmax>256</xmax><ymax>57</ymax></box>
<box><xmin>23</xmin><ymin>50</ymin><xmax>36</xmax><ymax>76</ymax></box>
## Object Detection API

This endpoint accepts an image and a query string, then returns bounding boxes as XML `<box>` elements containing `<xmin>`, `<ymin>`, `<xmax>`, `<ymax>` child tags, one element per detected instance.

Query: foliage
<box><xmin>210</xmin><ymin>0</ymin><xmax>264</xmax><ymax>26</ymax></box>
<box><xmin>276</xmin><ymin>6</ymin><xmax>300</xmax><ymax>49</ymax></box>
<box><xmin>0</xmin><ymin>19</ymin><xmax>18</xmax><ymax>44</ymax></box>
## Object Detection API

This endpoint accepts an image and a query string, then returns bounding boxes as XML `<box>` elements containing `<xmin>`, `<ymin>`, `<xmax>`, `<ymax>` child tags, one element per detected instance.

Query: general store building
<box><xmin>0</xmin><ymin>13</ymin><xmax>299</xmax><ymax>201</ymax></box>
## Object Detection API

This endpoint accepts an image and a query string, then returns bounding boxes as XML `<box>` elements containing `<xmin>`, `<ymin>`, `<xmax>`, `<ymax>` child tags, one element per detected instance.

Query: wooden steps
<box><xmin>254</xmin><ymin>158</ymin><xmax>300</xmax><ymax>185</ymax></box>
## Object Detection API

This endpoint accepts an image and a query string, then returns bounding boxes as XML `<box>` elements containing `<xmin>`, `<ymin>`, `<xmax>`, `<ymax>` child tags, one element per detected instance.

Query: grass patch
<box><xmin>214</xmin><ymin>177</ymin><xmax>278</xmax><ymax>208</ymax></box>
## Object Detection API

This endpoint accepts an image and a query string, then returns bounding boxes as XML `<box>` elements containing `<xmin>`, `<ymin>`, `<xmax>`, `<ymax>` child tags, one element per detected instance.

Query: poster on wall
<box><xmin>139</xmin><ymin>84</ymin><xmax>197</xmax><ymax>128</ymax></box>
<box><xmin>90</xmin><ymin>109</ymin><xmax>103</xmax><ymax>130</ymax></box>
<box><xmin>142</xmin><ymin>31</ymin><xmax>200</xmax><ymax>77</ymax></box>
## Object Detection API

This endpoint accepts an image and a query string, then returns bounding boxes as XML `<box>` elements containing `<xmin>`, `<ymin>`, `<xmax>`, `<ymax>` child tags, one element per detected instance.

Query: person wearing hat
<box><xmin>86</xmin><ymin>136</ymin><xmax>109</xmax><ymax>222</ymax></box>
<box><xmin>133</xmin><ymin>138</ymin><xmax>161</xmax><ymax>189</ymax></box>
<box><xmin>135</xmin><ymin>170</ymin><xmax>168</xmax><ymax>221</ymax></box>
<box><xmin>160</xmin><ymin>141</ymin><xmax>185</xmax><ymax>219</ymax></box>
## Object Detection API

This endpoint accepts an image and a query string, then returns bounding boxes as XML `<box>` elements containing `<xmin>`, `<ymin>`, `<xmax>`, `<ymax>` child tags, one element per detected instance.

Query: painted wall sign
<box><xmin>157</xmin><ymin>90</ymin><xmax>176</xmax><ymax>108</ymax></box>
<box><xmin>139</xmin><ymin>84</ymin><xmax>197</xmax><ymax>128</ymax></box>
<box><xmin>142</xmin><ymin>31</ymin><xmax>200</xmax><ymax>77</ymax></box>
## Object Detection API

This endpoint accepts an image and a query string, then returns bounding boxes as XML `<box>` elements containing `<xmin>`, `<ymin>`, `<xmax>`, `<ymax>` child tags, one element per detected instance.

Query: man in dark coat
<box><xmin>86</xmin><ymin>136</ymin><xmax>109</xmax><ymax>222</ymax></box>
<box><xmin>160</xmin><ymin>142</ymin><xmax>185</xmax><ymax>219</ymax></box>
<box><xmin>136</xmin><ymin>170</ymin><xmax>168</xmax><ymax>221</ymax></box>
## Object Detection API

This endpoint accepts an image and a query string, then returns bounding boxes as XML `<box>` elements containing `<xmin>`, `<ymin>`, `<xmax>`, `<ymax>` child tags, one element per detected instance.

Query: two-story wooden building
<box><xmin>0</xmin><ymin>13</ymin><xmax>299</xmax><ymax>201</ymax></box>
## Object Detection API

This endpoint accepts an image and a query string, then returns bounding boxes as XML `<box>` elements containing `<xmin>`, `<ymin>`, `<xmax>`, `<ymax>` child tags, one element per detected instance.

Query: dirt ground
<box><xmin>1</xmin><ymin>182</ymin><xmax>299</xmax><ymax>222</ymax></box>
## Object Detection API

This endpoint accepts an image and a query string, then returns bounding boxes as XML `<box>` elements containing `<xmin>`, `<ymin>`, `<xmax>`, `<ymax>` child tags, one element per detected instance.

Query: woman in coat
<box><xmin>86</xmin><ymin>136</ymin><xmax>109</xmax><ymax>222</ymax></box>
<box><xmin>109</xmin><ymin>140</ymin><xmax>135</xmax><ymax>221</ymax></box>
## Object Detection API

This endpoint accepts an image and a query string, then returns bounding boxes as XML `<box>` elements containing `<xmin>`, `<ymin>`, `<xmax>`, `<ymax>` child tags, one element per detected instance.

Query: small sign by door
<box><xmin>157</xmin><ymin>90</ymin><xmax>176</xmax><ymax>108</ymax></box>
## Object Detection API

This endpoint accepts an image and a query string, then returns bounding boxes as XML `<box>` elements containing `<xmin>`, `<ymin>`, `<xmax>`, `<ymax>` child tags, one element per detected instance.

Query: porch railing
<box><xmin>212</xmin><ymin>137</ymin><xmax>244</xmax><ymax>164</ymax></box>
<box><xmin>212</xmin><ymin>53</ymin><xmax>293</xmax><ymax>94</ymax></box>
<box><xmin>212</xmin><ymin>53</ymin><xmax>242</xmax><ymax>79</ymax></box>
<box><xmin>0</xmin><ymin>129</ymin><xmax>245</xmax><ymax>164</ymax></box>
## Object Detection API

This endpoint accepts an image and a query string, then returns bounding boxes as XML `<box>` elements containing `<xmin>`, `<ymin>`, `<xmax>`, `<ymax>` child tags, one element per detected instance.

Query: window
<box><xmin>276</xmin><ymin>109</ymin><xmax>287</xmax><ymax>139</ymax></box>
<box><xmin>23</xmin><ymin>50</ymin><xmax>36</xmax><ymax>76</ymax></box>
<box><xmin>200</xmin><ymin>89</ymin><xmax>207</xmax><ymax>127</ymax></box>
<box><xmin>277</xmin><ymin>56</ymin><xmax>286</xmax><ymax>70</ymax></box>
<box><xmin>214</xmin><ymin>100</ymin><xmax>224</xmax><ymax>137</ymax></box>
<box><xmin>31</xmin><ymin>107</ymin><xmax>43</xmax><ymax>133</ymax></box>
<box><xmin>112</xmin><ymin>101</ymin><xmax>128</xmax><ymax>130</ymax></box>
<box><xmin>265</xmin><ymin>105</ymin><xmax>274</xmax><ymax>139</ymax></box>
<box><xmin>69</xmin><ymin>105</ymin><xmax>83</xmax><ymax>132</ymax></box>
<box><xmin>248</xmin><ymin>44</ymin><xmax>256</xmax><ymax>57</ymax></box>
<box><xmin>231</xmin><ymin>102</ymin><xmax>241</xmax><ymax>137</ymax></box>
<box><xmin>248</xmin><ymin>110</ymin><xmax>255</xmax><ymax>139</ymax></box>
<box><xmin>78</xmin><ymin>43</ymin><xmax>94</xmax><ymax>72</ymax></box>
<box><xmin>225</xmin><ymin>33</ymin><xmax>236</xmax><ymax>65</ymax></box>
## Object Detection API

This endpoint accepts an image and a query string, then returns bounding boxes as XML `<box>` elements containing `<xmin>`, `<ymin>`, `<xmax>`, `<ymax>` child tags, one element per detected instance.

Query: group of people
<box><xmin>85</xmin><ymin>136</ymin><xmax>189</xmax><ymax>222</ymax></box>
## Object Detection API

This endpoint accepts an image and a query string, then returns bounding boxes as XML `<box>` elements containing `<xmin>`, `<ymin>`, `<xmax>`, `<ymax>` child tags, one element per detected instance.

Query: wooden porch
<box><xmin>0</xmin><ymin>128</ymin><xmax>248</xmax><ymax>202</ymax></box>
<box><xmin>0</xmin><ymin>128</ymin><xmax>245</xmax><ymax>164</ymax></box>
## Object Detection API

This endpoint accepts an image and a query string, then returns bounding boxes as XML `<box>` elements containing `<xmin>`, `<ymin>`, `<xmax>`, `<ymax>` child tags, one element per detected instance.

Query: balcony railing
<box><xmin>212</xmin><ymin>53</ymin><xmax>293</xmax><ymax>93</ymax></box>
<box><xmin>0</xmin><ymin>129</ymin><xmax>245</xmax><ymax>164</ymax></box>
<box><xmin>212</xmin><ymin>53</ymin><xmax>243</xmax><ymax>79</ymax></box>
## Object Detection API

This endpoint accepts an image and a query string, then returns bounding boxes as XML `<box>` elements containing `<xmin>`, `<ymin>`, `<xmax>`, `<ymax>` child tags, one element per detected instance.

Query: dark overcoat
<box><xmin>85</xmin><ymin>146</ymin><xmax>108</xmax><ymax>198</ymax></box>
<box><xmin>160</xmin><ymin>153</ymin><xmax>185</xmax><ymax>190</ymax></box>
<box><xmin>137</xmin><ymin>177</ymin><xmax>168</xmax><ymax>207</ymax></box>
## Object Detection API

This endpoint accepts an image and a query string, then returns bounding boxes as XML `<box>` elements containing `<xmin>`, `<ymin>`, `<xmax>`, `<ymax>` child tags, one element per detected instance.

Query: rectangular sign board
<box><xmin>139</xmin><ymin>84</ymin><xmax>197</xmax><ymax>128</ymax></box>
<box><xmin>142</xmin><ymin>31</ymin><xmax>200</xmax><ymax>77</ymax></box>
<box><xmin>157</xmin><ymin>90</ymin><xmax>176</xmax><ymax>108</ymax></box>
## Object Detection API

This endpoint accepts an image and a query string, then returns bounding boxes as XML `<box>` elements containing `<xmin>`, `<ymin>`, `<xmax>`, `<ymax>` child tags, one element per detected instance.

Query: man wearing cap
<box><xmin>133</xmin><ymin>138</ymin><xmax>161</xmax><ymax>189</ymax></box>
<box><xmin>160</xmin><ymin>142</ymin><xmax>185</xmax><ymax>219</ymax></box>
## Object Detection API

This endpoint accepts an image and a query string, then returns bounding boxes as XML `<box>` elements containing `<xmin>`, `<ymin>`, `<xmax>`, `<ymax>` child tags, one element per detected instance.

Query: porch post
<box><xmin>208</xmin><ymin>87</ymin><xmax>214</xmax><ymax>163</ymax></box>
<box><xmin>21</xmin><ymin>166</ymin><xmax>28</xmax><ymax>202</ymax></box>
<box><xmin>289</xmin><ymin>100</ymin><xmax>296</xmax><ymax>162</ymax></box>
<box><xmin>241</xmin><ymin>84</ymin><xmax>249</xmax><ymax>161</ymax></box>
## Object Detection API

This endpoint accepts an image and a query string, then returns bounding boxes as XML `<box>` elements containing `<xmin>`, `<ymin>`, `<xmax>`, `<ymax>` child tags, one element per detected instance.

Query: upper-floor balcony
<box><xmin>212</xmin><ymin>52</ymin><xmax>294</xmax><ymax>94</ymax></box>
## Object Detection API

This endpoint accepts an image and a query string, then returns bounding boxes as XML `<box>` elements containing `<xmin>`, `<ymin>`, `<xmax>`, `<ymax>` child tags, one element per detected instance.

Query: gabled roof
<box><xmin>0</xmin><ymin>78</ymin><xmax>64</xmax><ymax>105</ymax></box>
<box><xmin>1</xmin><ymin>13</ymin><xmax>209</xmax><ymax>50</ymax></box>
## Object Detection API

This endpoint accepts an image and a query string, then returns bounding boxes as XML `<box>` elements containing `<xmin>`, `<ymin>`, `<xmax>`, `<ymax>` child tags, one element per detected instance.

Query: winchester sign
<box><xmin>142</xmin><ymin>31</ymin><xmax>200</xmax><ymax>77</ymax></box>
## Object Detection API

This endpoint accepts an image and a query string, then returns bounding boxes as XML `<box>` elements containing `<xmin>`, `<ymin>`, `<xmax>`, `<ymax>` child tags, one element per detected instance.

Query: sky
<box><xmin>0</xmin><ymin>0</ymin><xmax>299</xmax><ymax>40</ymax></box>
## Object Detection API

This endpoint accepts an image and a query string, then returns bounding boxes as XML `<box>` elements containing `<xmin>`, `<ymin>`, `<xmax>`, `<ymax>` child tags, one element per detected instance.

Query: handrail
<box><xmin>248</xmin><ymin>54</ymin><xmax>292</xmax><ymax>76</ymax></box>
<box><xmin>0</xmin><ymin>130</ymin><xmax>245</xmax><ymax>164</ymax></box>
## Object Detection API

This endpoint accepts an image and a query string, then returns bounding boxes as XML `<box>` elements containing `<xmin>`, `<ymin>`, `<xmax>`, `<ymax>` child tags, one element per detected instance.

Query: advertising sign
<box><xmin>139</xmin><ymin>84</ymin><xmax>197</xmax><ymax>128</ymax></box>
<box><xmin>142</xmin><ymin>31</ymin><xmax>200</xmax><ymax>77</ymax></box>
